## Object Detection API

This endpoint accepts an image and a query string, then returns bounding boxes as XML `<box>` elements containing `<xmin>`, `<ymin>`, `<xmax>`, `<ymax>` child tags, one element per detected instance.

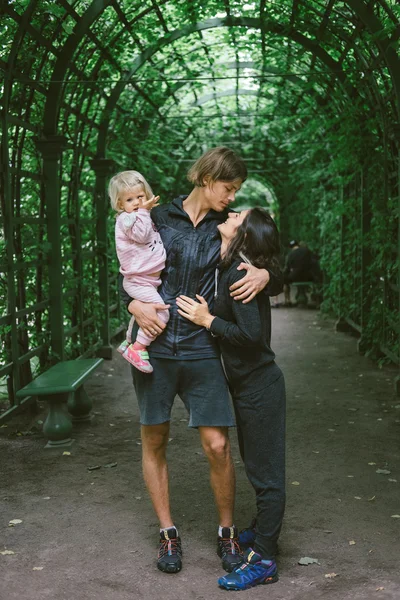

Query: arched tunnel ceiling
<box><xmin>2</xmin><ymin>0</ymin><xmax>400</xmax><ymax>183</ymax></box>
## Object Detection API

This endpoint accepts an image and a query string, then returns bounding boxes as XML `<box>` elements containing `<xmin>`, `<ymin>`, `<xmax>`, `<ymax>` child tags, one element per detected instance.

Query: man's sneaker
<box><xmin>157</xmin><ymin>527</ymin><xmax>182</xmax><ymax>573</ymax></box>
<box><xmin>117</xmin><ymin>340</ymin><xmax>130</xmax><ymax>354</ymax></box>
<box><xmin>238</xmin><ymin>517</ymin><xmax>256</xmax><ymax>550</ymax></box>
<box><xmin>123</xmin><ymin>345</ymin><xmax>153</xmax><ymax>373</ymax></box>
<box><xmin>218</xmin><ymin>547</ymin><xmax>278</xmax><ymax>590</ymax></box>
<box><xmin>217</xmin><ymin>526</ymin><xmax>242</xmax><ymax>572</ymax></box>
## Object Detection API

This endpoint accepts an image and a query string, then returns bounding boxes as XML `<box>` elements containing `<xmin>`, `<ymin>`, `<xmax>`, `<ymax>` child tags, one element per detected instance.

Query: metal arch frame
<box><xmin>128</xmin><ymin>52</ymin><xmax>328</xmax><ymax>125</ymax></box>
<box><xmin>27</xmin><ymin>3</ymin><xmax>398</xmax><ymax>146</ymax></box>
<box><xmin>137</xmin><ymin>40</ymin><xmax>351</xmax><ymax>132</ymax></box>
<box><xmin>103</xmin><ymin>50</ymin><xmax>358</xmax><ymax>171</ymax></box>
<box><xmin>1</xmin><ymin>0</ymin><xmax>43</xmax><ymax>397</ymax></box>
<box><xmin>95</xmin><ymin>15</ymin><xmax>363</xmax><ymax>156</ymax></box>
<box><xmin>153</xmin><ymin>62</ymin><xmax>337</xmax><ymax>127</ymax></box>
<box><xmin>7</xmin><ymin>2</ymin><xmax>393</xmax><ymax>166</ymax></box>
<box><xmin>346</xmin><ymin>0</ymin><xmax>400</xmax><ymax>119</ymax></box>
<box><xmin>43</xmin><ymin>0</ymin><xmax>115</xmax><ymax>135</ymax></box>
<box><xmin>5</xmin><ymin>2</ymin><xmax>398</xmax><ymax>139</ymax></box>
<box><xmin>11</xmin><ymin>7</ymin><xmax>400</xmax><ymax>273</ymax></box>
<box><xmin>114</xmin><ymin>79</ymin><xmax>340</xmax><ymax>183</ymax></box>
<box><xmin>150</xmin><ymin>0</ymin><xmax>400</xmax><ymax>123</ymax></box>
<box><xmin>143</xmin><ymin>90</ymin><xmax>329</xmax><ymax>194</ymax></box>
<box><xmin>114</xmin><ymin>66</ymin><xmax>335</xmax><ymax>172</ymax></box>
<box><xmin>98</xmin><ymin>41</ymin><xmax>361</xmax><ymax>207</ymax></box>
<box><xmin>188</xmin><ymin>88</ymin><xmax>274</xmax><ymax>107</ymax></box>
<box><xmin>130</xmin><ymin>8</ymin><xmax>396</xmax><ymax>162</ymax></box>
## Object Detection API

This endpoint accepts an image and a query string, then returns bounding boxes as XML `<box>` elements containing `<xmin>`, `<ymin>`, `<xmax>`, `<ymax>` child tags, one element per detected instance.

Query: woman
<box><xmin>176</xmin><ymin>208</ymin><xmax>286</xmax><ymax>590</ymax></box>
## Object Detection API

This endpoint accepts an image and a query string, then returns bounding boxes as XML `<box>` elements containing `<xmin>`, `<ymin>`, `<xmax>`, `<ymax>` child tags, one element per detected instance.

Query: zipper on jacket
<box><xmin>173</xmin><ymin>226</ymin><xmax>196</xmax><ymax>355</ymax></box>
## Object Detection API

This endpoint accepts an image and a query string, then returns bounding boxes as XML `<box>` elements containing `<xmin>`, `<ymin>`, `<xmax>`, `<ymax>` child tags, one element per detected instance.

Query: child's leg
<box><xmin>120</xmin><ymin>276</ymin><xmax>169</xmax><ymax>372</ymax></box>
<box><xmin>124</xmin><ymin>275</ymin><xmax>169</xmax><ymax>347</ymax></box>
<box><xmin>136</xmin><ymin>304</ymin><xmax>169</xmax><ymax>346</ymax></box>
<box><xmin>126</xmin><ymin>315</ymin><xmax>135</xmax><ymax>344</ymax></box>
<box><xmin>123</xmin><ymin>343</ymin><xmax>153</xmax><ymax>373</ymax></box>
<box><xmin>117</xmin><ymin>315</ymin><xmax>136</xmax><ymax>354</ymax></box>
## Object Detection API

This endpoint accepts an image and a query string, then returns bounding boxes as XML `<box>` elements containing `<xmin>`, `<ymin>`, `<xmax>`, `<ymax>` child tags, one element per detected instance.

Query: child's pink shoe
<box><xmin>123</xmin><ymin>345</ymin><xmax>153</xmax><ymax>374</ymax></box>
<box><xmin>117</xmin><ymin>340</ymin><xmax>130</xmax><ymax>354</ymax></box>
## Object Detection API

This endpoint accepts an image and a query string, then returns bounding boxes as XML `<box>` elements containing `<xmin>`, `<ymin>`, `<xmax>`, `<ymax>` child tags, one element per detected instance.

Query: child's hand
<box><xmin>142</xmin><ymin>195</ymin><xmax>160</xmax><ymax>211</ymax></box>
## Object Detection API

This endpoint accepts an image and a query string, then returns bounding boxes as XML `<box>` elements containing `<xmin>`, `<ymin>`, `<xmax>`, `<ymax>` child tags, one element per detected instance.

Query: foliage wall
<box><xmin>0</xmin><ymin>0</ymin><xmax>399</xmax><ymax>413</ymax></box>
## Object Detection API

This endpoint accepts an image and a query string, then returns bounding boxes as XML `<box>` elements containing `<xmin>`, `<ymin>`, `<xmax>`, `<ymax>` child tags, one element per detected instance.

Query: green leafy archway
<box><xmin>1</xmin><ymin>0</ymin><xmax>399</xmax><ymax>418</ymax></box>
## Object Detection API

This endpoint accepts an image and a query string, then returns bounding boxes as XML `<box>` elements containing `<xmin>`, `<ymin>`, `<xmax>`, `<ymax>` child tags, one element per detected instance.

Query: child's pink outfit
<box><xmin>115</xmin><ymin>208</ymin><xmax>169</xmax><ymax>348</ymax></box>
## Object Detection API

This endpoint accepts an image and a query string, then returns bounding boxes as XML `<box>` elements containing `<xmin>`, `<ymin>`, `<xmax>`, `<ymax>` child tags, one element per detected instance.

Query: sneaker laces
<box><xmin>158</xmin><ymin>538</ymin><xmax>181</xmax><ymax>559</ymax></box>
<box><xmin>220</xmin><ymin>537</ymin><xmax>241</xmax><ymax>556</ymax></box>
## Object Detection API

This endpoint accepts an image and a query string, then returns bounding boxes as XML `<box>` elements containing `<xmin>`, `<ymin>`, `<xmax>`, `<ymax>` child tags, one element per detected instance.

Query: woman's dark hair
<box><xmin>221</xmin><ymin>207</ymin><xmax>281</xmax><ymax>271</ymax></box>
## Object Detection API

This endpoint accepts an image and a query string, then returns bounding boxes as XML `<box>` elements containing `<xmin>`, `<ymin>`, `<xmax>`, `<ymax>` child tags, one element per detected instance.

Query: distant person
<box><xmin>283</xmin><ymin>240</ymin><xmax>316</xmax><ymax>305</ymax></box>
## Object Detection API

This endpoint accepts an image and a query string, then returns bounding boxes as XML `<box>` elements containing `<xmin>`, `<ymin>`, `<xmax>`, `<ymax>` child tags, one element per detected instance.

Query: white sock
<box><xmin>160</xmin><ymin>526</ymin><xmax>178</xmax><ymax>537</ymax></box>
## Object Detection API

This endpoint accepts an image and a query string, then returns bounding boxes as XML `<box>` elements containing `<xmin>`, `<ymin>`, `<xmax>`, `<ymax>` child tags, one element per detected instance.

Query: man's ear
<box><xmin>203</xmin><ymin>175</ymin><xmax>211</xmax><ymax>187</ymax></box>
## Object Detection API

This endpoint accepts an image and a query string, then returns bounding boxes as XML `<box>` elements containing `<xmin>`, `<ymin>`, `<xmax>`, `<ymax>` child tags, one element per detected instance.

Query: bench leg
<box><xmin>44</xmin><ymin>394</ymin><xmax>74</xmax><ymax>448</ymax></box>
<box><xmin>67</xmin><ymin>386</ymin><xmax>93</xmax><ymax>423</ymax></box>
<box><xmin>295</xmin><ymin>286</ymin><xmax>309</xmax><ymax>306</ymax></box>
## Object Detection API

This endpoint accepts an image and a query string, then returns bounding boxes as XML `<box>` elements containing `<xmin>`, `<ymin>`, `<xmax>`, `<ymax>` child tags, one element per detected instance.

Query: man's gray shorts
<box><xmin>131</xmin><ymin>357</ymin><xmax>235</xmax><ymax>428</ymax></box>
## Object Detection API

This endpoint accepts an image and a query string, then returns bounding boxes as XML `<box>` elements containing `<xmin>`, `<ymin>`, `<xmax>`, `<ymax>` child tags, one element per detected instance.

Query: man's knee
<box><xmin>200</xmin><ymin>427</ymin><xmax>231</xmax><ymax>461</ymax></box>
<box><xmin>141</xmin><ymin>423</ymin><xmax>169</xmax><ymax>453</ymax></box>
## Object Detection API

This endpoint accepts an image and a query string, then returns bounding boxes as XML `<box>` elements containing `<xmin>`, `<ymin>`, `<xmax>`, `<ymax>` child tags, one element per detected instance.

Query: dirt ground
<box><xmin>1</xmin><ymin>305</ymin><xmax>399</xmax><ymax>600</ymax></box>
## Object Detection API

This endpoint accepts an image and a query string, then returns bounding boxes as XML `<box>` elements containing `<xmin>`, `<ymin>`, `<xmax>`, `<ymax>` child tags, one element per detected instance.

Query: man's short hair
<box><xmin>187</xmin><ymin>146</ymin><xmax>247</xmax><ymax>186</ymax></box>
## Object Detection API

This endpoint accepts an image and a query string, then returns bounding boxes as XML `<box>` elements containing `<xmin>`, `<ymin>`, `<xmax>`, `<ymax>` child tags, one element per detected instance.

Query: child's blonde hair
<box><xmin>108</xmin><ymin>170</ymin><xmax>154</xmax><ymax>212</ymax></box>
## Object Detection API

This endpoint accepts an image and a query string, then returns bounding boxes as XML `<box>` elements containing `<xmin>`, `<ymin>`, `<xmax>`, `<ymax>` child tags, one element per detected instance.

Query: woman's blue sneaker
<box><xmin>217</xmin><ymin>548</ymin><xmax>278</xmax><ymax>590</ymax></box>
<box><xmin>238</xmin><ymin>518</ymin><xmax>256</xmax><ymax>549</ymax></box>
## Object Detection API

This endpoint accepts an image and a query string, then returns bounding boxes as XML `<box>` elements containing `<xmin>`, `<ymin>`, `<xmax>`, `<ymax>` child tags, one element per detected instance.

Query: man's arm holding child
<box><xmin>119</xmin><ymin>276</ymin><xmax>168</xmax><ymax>338</ymax></box>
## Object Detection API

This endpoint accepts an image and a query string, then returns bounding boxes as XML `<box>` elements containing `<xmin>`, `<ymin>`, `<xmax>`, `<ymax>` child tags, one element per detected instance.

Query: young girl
<box><xmin>176</xmin><ymin>207</ymin><xmax>286</xmax><ymax>590</ymax></box>
<box><xmin>109</xmin><ymin>170</ymin><xmax>169</xmax><ymax>373</ymax></box>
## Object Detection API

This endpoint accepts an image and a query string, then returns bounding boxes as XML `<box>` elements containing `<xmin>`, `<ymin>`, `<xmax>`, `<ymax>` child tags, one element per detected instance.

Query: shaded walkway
<box><xmin>1</xmin><ymin>308</ymin><xmax>399</xmax><ymax>600</ymax></box>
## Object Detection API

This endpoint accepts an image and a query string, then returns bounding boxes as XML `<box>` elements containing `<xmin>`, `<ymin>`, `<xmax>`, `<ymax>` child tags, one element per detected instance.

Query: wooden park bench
<box><xmin>16</xmin><ymin>358</ymin><xmax>103</xmax><ymax>448</ymax></box>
